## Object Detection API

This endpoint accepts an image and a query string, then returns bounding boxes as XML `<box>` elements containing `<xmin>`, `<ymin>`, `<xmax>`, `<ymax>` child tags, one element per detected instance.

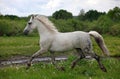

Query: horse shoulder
<box><xmin>40</xmin><ymin>34</ymin><xmax>55</xmax><ymax>50</ymax></box>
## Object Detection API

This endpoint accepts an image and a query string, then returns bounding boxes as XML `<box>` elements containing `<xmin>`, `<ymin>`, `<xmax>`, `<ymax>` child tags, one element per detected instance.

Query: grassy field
<box><xmin>0</xmin><ymin>57</ymin><xmax>120</xmax><ymax>79</ymax></box>
<box><xmin>0</xmin><ymin>35</ymin><xmax>120</xmax><ymax>79</ymax></box>
<box><xmin>0</xmin><ymin>36</ymin><xmax>39</xmax><ymax>60</ymax></box>
<box><xmin>0</xmin><ymin>35</ymin><xmax>120</xmax><ymax>60</ymax></box>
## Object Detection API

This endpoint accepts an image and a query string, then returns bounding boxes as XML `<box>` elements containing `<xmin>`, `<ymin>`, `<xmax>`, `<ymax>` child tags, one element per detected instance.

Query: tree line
<box><xmin>0</xmin><ymin>6</ymin><xmax>120</xmax><ymax>36</ymax></box>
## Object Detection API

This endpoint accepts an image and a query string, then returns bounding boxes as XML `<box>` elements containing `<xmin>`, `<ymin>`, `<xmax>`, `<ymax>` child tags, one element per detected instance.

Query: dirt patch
<box><xmin>0</xmin><ymin>55</ymin><xmax>68</xmax><ymax>67</ymax></box>
<box><xmin>0</xmin><ymin>55</ymin><xmax>119</xmax><ymax>68</ymax></box>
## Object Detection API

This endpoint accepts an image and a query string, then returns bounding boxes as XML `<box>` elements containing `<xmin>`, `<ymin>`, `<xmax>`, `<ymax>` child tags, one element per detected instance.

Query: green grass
<box><xmin>0</xmin><ymin>57</ymin><xmax>120</xmax><ymax>79</ymax></box>
<box><xmin>0</xmin><ymin>36</ymin><xmax>39</xmax><ymax>60</ymax></box>
<box><xmin>91</xmin><ymin>35</ymin><xmax>120</xmax><ymax>56</ymax></box>
<box><xmin>0</xmin><ymin>35</ymin><xmax>120</xmax><ymax>79</ymax></box>
<box><xmin>103</xmin><ymin>35</ymin><xmax>120</xmax><ymax>56</ymax></box>
<box><xmin>0</xmin><ymin>35</ymin><xmax>120</xmax><ymax>60</ymax></box>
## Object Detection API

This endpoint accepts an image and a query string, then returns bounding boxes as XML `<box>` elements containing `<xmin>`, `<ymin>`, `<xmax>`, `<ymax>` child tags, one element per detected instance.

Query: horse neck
<box><xmin>36</xmin><ymin>21</ymin><xmax>57</xmax><ymax>37</ymax></box>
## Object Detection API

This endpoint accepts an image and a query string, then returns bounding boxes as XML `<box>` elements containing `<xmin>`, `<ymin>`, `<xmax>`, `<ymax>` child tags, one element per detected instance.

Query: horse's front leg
<box><xmin>50</xmin><ymin>51</ymin><xmax>56</xmax><ymax>66</ymax></box>
<box><xmin>26</xmin><ymin>49</ymin><xmax>46</xmax><ymax>69</ymax></box>
<box><xmin>71</xmin><ymin>48</ymin><xmax>85</xmax><ymax>69</ymax></box>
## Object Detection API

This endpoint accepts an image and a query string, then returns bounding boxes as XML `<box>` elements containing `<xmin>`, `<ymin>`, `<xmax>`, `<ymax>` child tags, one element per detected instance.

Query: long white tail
<box><xmin>89</xmin><ymin>31</ymin><xmax>110</xmax><ymax>56</ymax></box>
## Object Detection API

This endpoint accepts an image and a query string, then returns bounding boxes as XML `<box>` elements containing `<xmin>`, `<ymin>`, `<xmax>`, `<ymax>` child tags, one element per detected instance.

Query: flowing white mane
<box><xmin>36</xmin><ymin>15</ymin><xmax>58</xmax><ymax>32</ymax></box>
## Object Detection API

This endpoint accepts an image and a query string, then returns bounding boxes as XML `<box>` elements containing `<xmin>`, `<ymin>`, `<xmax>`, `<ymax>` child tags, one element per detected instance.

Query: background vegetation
<box><xmin>0</xmin><ymin>6</ymin><xmax>120</xmax><ymax>36</ymax></box>
<box><xmin>0</xmin><ymin>6</ymin><xmax>120</xmax><ymax>79</ymax></box>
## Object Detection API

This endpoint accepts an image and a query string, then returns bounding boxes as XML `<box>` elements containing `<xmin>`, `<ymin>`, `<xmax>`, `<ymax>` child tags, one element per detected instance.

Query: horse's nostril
<box><xmin>23</xmin><ymin>30</ymin><xmax>29</xmax><ymax>35</ymax></box>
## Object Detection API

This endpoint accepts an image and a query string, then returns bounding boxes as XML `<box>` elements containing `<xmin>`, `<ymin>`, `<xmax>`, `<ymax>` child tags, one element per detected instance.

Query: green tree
<box><xmin>107</xmin><ymin>6</ymin><xmax>120</xmax><ymax>22</ymax></box>
<box><xmin>84</xmin><ymin>10</ymin><xmax>106</xmax><ymax>21</ymax></box>
<box><xmin>78</xmin><ymin>9</ymin><xmax>85</xmax><ymax>21</ymax></box>
<box><xmin>93</xmin><ymin>15</ymin><xmax>113</xmax><ymax>34</ymax></box>
<box><xmin>52</xmin><ymin>9</ymin><xmax>73</xmax><ymax>19</ymax></box>
<box><xmin>109</xmin><ymin>23</ymin><xmax>120</xmax><ymax>36</ymax></box>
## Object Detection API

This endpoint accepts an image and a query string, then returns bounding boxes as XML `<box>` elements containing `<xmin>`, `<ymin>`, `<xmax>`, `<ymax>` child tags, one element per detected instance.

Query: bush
<box><xmin>50</xmin><ymin>18</ymin><xmax>88</xmax><ymax>32</ymax></box>
<box><xmin>53</xmin><ymin>19</ymin><xmax>74</xmax><ymax>32</ymax></box>
<box><xmin>109</xmin><ymin>23</ymin><xmax>120</xmax><ymax>36</ymax></box>
<box><xmin>0</xmin><ymin>19</ymin><xmax>26</xmax><ymax>36</ymax></box>
<box><xmin>92</xmin><ymin>15</ymin><xmax>113</xmax><ymax>34</ymax></box>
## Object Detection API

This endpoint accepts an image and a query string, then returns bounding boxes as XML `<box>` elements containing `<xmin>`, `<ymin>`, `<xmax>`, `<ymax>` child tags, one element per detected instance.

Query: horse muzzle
<box><xmin>23</xmin><ymin>30</ymin><xmax>29</xmax><ymax>35</ymax></box>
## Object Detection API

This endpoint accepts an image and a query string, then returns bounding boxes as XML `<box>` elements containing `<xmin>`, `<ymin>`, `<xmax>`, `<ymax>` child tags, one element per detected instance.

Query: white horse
<box><xmin>23</xmin><ymin>15</ymin><xmax>109</xmax><ymax>72</ymax></box>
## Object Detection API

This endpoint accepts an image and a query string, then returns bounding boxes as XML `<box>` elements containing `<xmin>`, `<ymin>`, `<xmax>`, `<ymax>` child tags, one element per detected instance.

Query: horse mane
<box><xmin>36</xmin><ymin>15</ymin><xmax>58</xmax><ymax>33</ymax></box>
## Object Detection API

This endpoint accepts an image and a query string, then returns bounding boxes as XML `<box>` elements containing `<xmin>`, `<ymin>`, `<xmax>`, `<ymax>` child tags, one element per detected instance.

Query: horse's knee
<box><xmin>32</xmin><ymin>49</ymin><xmax>47</xmax><ymax>57</ymax></box>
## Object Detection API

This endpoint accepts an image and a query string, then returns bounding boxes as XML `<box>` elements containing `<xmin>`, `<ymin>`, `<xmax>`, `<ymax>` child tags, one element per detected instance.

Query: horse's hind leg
<box><xmin>71</xmin><ymin>48</ymin><xmax>85</xmax><ymax>69</ymax></box>
<box><xmin>92</xmin><ymin>53</ymin><xmax>107</xmax><ymax>72</ymax></box>
<box><xmin>50</xmin><ymin>51</ymin><xmax>65</xmax><ymax>71</ymax></box>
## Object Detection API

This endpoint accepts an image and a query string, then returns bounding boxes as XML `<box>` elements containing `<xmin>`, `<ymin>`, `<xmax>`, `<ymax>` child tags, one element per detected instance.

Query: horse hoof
<box><xmin>26</xmin><ymin>66</ymin><xmax>30</xmax><ymax>70</ymax></box>
<box><xmin>26</xmin><ymin>63</ymin><xmax>31</xmax><ymax>70</ymax></box>
<box><xmin>71</xmin><ymin>64</ymin><xmax>76</xmax><ymax>69</ymax></box>
<box><xmin>71</xmin><ymin>62</ymin><xmax>76</xmax><ymax>69</ymax></box>
<box><xmin>57</xmin><ymin>66</ymin><xmax>65</xmax><ymax>71</ymax></box>
<box><xmin>27</xmin><ymin>63</ymin><xmax>31</xmax><ymax>66</ymax></box>
<box><xmin>101</xmin><ymin>67</ymin><xmax>107</xmax><ymax>72</ymax></box>
<box><xmin>60</xmin><ymin>66</ymin><xmax>65</xmax><ymax>71</ymax></box>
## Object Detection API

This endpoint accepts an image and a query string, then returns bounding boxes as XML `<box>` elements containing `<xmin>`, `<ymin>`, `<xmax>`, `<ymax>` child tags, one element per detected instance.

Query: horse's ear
<box><xmin>31</xmin><ymin>14</ymin><xmax>37</xmax><ymax>19</ymax></box>
<box><xmin>31</xmin><ymin>15</ymin><xmax>34</xmax><ymax>19</ymax></box>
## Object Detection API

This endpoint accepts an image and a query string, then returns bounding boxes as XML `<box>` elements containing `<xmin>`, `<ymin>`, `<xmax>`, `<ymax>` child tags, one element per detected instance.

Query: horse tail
<box><xmin>89</xmin><ymin>31</ymin><xmax>110</xmax><ymax>56</ymax></box>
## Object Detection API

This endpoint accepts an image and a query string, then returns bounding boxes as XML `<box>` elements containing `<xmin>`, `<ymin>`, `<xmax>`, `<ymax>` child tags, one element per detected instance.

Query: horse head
<box><xmin>23</xmin><ymin>15</ymin><xmax>37</xmax><ymax>35</ymax></box>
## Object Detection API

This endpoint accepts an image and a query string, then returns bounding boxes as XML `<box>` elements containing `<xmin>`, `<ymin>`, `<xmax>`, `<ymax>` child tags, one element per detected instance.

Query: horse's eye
<box><xmin>28</xmin><ymin>22</ymin><xmax>32</xmax><ymax>25</ymax></box>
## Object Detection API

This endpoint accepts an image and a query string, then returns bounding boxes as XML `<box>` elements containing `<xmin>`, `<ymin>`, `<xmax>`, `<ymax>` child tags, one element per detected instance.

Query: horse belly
<box><xmin>50</xmin><ymin>40</ymin><xmax>73</xmax><ymax>52</ymax></box>
<box><xmin>49</xmin><ymin>32</ymin><xmax>91</xmax><ymax>52</ymax></box>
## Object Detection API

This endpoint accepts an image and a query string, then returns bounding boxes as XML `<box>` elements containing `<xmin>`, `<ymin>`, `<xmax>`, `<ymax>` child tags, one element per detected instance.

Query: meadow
<box><xmin>0</xmin><ymin>35</ymin><xmax>120</xmax><ymax>79</ymax></box>
<box><xmin>0</xmin><ymin>58</ymin><xmax>120</xmax><ymax>79</ymax></box>
<box><xmin>0</xmin><ymin>7</ymin><xmax>120</xmax><ymax>79</ymax></box>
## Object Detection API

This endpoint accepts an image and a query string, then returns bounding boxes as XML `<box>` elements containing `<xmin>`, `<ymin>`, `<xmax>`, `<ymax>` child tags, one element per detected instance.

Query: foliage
<box><xmin>0</xmin><ymin>6</ymin><xmax>120</xmax><ymax>36</ymax></box>
<box><xmin>78</xmin><ymin>9</ymin><xmax>85</xmax><ymax>21</ymax></box>
<box><xmin>84</xmin><ymin>10</ymin><xmax>106</xmax><ymax>21</ymax></box>
<box><xmin>0</xmin><ymin>19</ymin><xmax>26</xmax><ymax>36</ymax></box>
<box><xmin>109</xmin><ymin>23</ymin><xmax>120</xmax><ymax>36</ymax></box>
<box><xmin>0</xmin><ymin>15</ymin><xmax>20</xmax><ymax>20</ymax></box>
<box><xmin>52</xmin><ymin>9</ymin><xmax>73</xmax><ymax>19</ymax></box>
<box><xmin>0</xmin><ymin>14</ymin><xmax>28</xmax><ymax>36</ymax></box>
<box><xmin>92</xmin><ymin>15</ymin><xmax>113</xmax><ymax>34</ymax></box>
<box><xmin>107</xmin><ymin>7</ymin><xmax>120</xmax><ymax>22</ymax></box>
<box><xmin>50</xmin><ymin>18</ymin><xmax>89</xmax><ymax>32</ymax></box>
